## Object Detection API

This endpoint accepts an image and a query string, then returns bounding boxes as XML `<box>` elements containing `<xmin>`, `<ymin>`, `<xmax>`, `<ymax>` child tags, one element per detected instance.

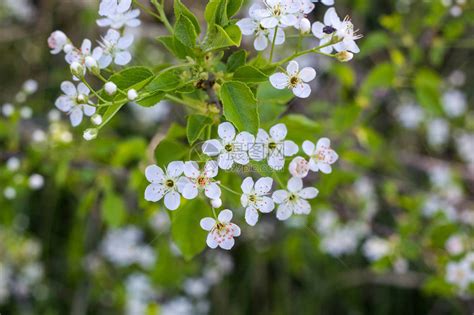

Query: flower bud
<box><xmin>83</xmin><ymin>128</ymin><xmax>98</xmax><ymax>141</ymax></box>
<box><xmin>85</xmin><ymin>56</ymin><xmax>100</xmax><ymax>75</ymax></box>
<box><xmin>70</xmin><ymin>62</ymin><xmax>84</xmax><ymax>78</ymax></box>
<box><xmin>29</xmin><ymin>174</ymin><xmax>44</xmax><ymax>190</ymax></box>
<box><xmin>211</xmin><ymin>198</ymin><xmax>222</xmax><ymax>208</ymax></box>
<box><xmin>48</xmin><ymin>30</ymin><xmax>68</xmax><ymax>54</ymax></box>
<box><xmin>335</xmin><ymin>51</ymin><xmax>354</xmax><ymax>62</ymax></box>
<box><xmin>299</xmin><ymin>18</ymin><xmax>311</xmax><ymax>34</ymax></box>
<box><xmin>127</xmin><ymin>89</ymin><xmax>138</xmax><ymax>101</ymax></box>
<box><xmin>104</xmin><ymin>82</ymin><xmax>117</xmax><ymax>95</ymax></box>
<box><xmin>91</xmin><ymin>114</ymin><xmax>103</xmax><ymax>126</ymax></box>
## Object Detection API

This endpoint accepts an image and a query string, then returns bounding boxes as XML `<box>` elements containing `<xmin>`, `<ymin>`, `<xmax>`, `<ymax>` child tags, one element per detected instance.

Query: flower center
<box><xmin>289</xmin><ymin>76</ymin><xmax>300</xmax><ymax>87</ymax></box>
<box><xmin>225</xmin><ymin>143</ymin><xmax>234</xmax><ymax>152</ymax></box>
<box><xmin>288</xmin><ymin>193</ymin><xmax>297</xmax><ymax>201</ymax></box>
<box><xmin>268</xmin><ymin>141</ymin><xmax>277</xmax><ymax>149</ymax></box>
<box><xmin>272</xmin><ymin>5</ymin><xmax>282</xmax><ymax>16</ymax></box>
<box><xmin>197</xmin><ymin>176</ymin><xmax>208</xmax><ymax>187</ymax></box>
<box><xmin>249</xmin><ymin>194</ymin><xmax>257</xmax><ymax>202</ymax></box>
<box><xmin>165</xmin><ymin>179</ymin><xmax>175</xmax><ymax>188</ymax></box>
<box><xmin>76</xmin><ymin>94</ymin><xmax>87</xmax><ymax>103</ymax></box>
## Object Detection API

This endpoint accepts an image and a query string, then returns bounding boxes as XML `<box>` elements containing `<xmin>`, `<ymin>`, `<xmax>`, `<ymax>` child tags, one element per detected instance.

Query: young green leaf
<box><xmin>226</xmin><ymin>49</ymin><xmax>247</xmax><ymax>72</ymax></box>
<box><xmin>174</xmin><ymin>15</ymin><xmax>197</xmax><ymax>47</ymax></box>
<box><xmin>173</xmin><ymin>0</ymin><xmax>201</xmax><ymax>34</ymax></box>
<box><xmin>186</xmin><ymin>114</ymin><xmax>213</xmax><ymax>144</ymax></box>
<box><xmin>219</xmin><ymin>81</ymin><xmax>259</xmax><ymax>134</ymax></box>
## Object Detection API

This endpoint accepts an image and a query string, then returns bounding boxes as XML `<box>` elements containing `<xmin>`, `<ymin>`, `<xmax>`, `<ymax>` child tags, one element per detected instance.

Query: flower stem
<box><xmin>273</xmin><ymin>39</ymin><xmax>341</xmax><ymax>66</ymax></box>
<box><xmin>150</xmin><ymin>0</ymin><xmax>174</xmax><ymax>34</ymax></box>
<box><xmin>133</xmin><ymin>0</ymin><xmax>162</xmax><ymax>21</ymax></box>
<box><xmin>269</xmin><ymin>26</ymin><xmax>279</xmax><ymax>63</ymax></box>
<box><xmin>80</xmin><ymin>79</ymin><xmax>108</xmax><ymax>103</ymax></box>
<box><xmin>220</xmin><ymin>184</ymin><xmax>241</xmax><ymax>196</ymax></box>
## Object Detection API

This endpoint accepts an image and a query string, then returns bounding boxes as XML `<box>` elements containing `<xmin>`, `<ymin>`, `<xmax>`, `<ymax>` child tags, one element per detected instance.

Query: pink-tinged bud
<box><xmin>127</xmin><ymin>89</ymin><xmax>138</xmax><ymax>101</ymax></box>
<box><xmin>48</xmin><ymin>31</ymin><xmax>68</xmax><ymax>55</ymax></box>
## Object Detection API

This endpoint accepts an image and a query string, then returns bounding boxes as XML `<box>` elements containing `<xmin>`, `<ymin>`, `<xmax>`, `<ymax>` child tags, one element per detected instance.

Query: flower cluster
<box><xmin>48</xmin><ymin>0</ymin><xmax>140</xmax><ymax>129</ymax></box>
<box><xmin>144</xmin><ymin>121</ymin><xmax>338</xmax><ymax>250</ymax></box>
<box><xmin>237</xmin><ymin>0</ymin><xmax>362</xmax><ymax>98</ymax></box>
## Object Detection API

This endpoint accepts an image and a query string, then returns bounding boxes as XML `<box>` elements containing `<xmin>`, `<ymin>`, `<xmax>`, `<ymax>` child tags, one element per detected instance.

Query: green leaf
<box><xmin>226</xmin><ymin>49</ymin><xmax>247</xmax><ymax>72</ymax></box>
<box><xmin>413</xmin><ymin>68</ymin><xmax>443</xmax><ymax>115</ymax></box>
<box><xmin>157</xmin><ymin>35</ymin><xmax>195</xmax><ymax>59</ymax></box>
<box><xmin>174</xmin><ymin>0</ymin><xmax>201</xmax><ymax>34</ymax></box>
<box><xmin>256</xmin><ymin>81</ymin><xmax>293</xmax><ymax>124</ymax></box>
<box><xmin>174</xmin><ymin>15</ymin><xmax>197</xmax><ymax>47</ymax></box>
<box><xmin>233</xmin><ymin>65</ymin><xmax>268</xmax><ymax>83</ymax></box>
<box><xmin>187</xmin><ymin>114</ymin><xmax>213</xmax><ymax>144</ymax></box>
<box><xmin>171</xmin><ymin>198</ymin><xmax>209</xmax><ymax>260</ymax></box>
<box><xmin>359</xmin><ymin>62</ymin><xmax>395</xmax><ymax>97</ymax></box>
<box><xmin>204</xmin><ymin>0</ymin><xmax>228</xmax><ymax>27</ymax></box>
<box><xmin>226</xmin><ymin>0</ymin><xmax>243</xmax><ymax>19</ymax></box>
<box><xmin>279</xmin><ymin>114</ymin><xmax>321</xmax><ymax>144</ymax></box>
<box><xmin>219</xmin><ymin>81</ymin><xmax>259</xmax><ymax>134</ymax></box>
<box><xmin>146</xmin><ymin>69</ymin><xmax>183</xmax><ymax>92</ymax></box>
<box><xmin>136</xmin><ymin>92</ymin><xmax>165</xmax><ymax>107</ymax></box>
<box><xmin>101</xmin><ymin>192</ymin><xmax>126</xmax><ymax>228</ymax></box>
<box><xmin>202</xmin><ymin>24</ymin><xmax>241</xmax><ymax>52</ymax></box>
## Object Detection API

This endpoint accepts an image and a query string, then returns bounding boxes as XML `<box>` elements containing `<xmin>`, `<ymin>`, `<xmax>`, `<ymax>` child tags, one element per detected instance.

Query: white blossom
<box><xmin>181</xmin><ymin>161</ymin><xmax>221</xmax><ymax>201</ymax></box>
<box><xmin>442</xmin><ymin>89</ymin><xmax>467</xmax><ymax>118</ymax></box>
<box><xmin>253</xmin><ymin>0</ymin><xmax>300</xmax><ymax>29</ymax></box>
<box><xmin>363</xmin><ymin>237</ymin><xmax>391</xmax><ymax>262</ymax></box>
<box><xmin>272</xmin><ymin>177</ymin><xmax>318</xmax><ymax>220</ymax></box>
<box><xmin>55</xmin><ymin>81</ymin><xmax>96</xmax><ymax>127</ymax></box>
<box><xmin>6</xmin><ymin>157</ymin><xmax>20</xmax><ymax>172</ymax></box>
<box><xmin>426</xmin><ymin>118</ymin><xmax>449</xmax><ymax>148</ymax></box>
<box><xmin>200</xmin><ymin>210</ymin><xmax>241</xmax><ymax>250</ymax></box>
<box><xmin>237</xmin><ymin>5</ymin><xmax>286</xmax><ymax>51</ymax></box>
<box><xmin>65</xmin><ymin>39</ymin><xmax>103</xmax><ymax>77</ymax></box>
<box><xmin>144</xmin><ymin>162</ymin><xmax>187</xmax><ymax>210</ymax></box>
<box><xmin>47</xmin><ymin>31</ymin><xmax>69</xmax><ymax>55</ymax></box>
<box><xmin>240</xmin><ymin>177</ymin><xmax>274</xmax><ymax>226</ymax></box>
<box><xmin>270</xmin><ymin>60</ymin><xmax>316</xmax><ymax>98</ymax></box>
<box><xmin>312</xmin><ymin>7</ymin><xmax>361</xmax><ymax>54</ymax></box>
<box><xmin>22</xmin><ymin>80</ymin><xmax>38</xmax><ymax>94</ymax></box>
<box><xmin>250</xmin><ymin>123</ymin><xmax>298</xmax><ymax>170</ymax></box>
<box><xmin>98</xmin><ymin>29</ymin><xmax>134</xmax><ymax>67</ymax></box>
<box><xmin>202</xmin><ymin>122</ymin><xmax>254</xmax><ymax>170</ymax></box>
<box><xmin>97</xmin><ymin>0</ymin><xmax>141</xmax><ymax>29</ymax></box>
<box><xmin>288</xmin><ymin>156</ymin><xmax>310</xmax><ymax>178</ymax></box>
<box><xmin>445</xmin><ymin>260</ymin><xmax>474</xmax><ymax>290</ymax></box>
<box><xmin>28</xmin><ymin>174</ymin><xmax>44</xmax><ymax>190</ymax></box>
<box><xmin>302</xmin><ymin>137</ymin><xmax>338</xmax><ymax>174</ymax></box>
<box><xmin>445</xmin><ymin>235</ymin><xmax>464</xmax><ymax>256</ymax></box>
<box><xmin>1</xmin><ymin>103</ymin><xmax>14</xmax><ymax>117</ymax></box>
<box><xmin>395</xmin><ymin>103</ymin><xmax>424</xmax><ymax>129</ymax></box>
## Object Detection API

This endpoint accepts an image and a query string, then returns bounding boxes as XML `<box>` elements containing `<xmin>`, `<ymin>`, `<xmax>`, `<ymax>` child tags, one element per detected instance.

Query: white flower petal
<box><xmin>299</xmin><ymin>187</ymin><xmax>319</xmax><ymax>199</ymax></box>
<box><xmin>164</xmin><ymin>191</ymin><xmax>181</xmax><ymax>210</ymax></box>
<box><xmin>204</xmin><ymin>160</ymin><xmax>219</xmax><ymax>178</ymax></box>
<box><xmin>309</xmin><ymin>158</ymin><xmax>319</xmax><ymax>172</ymax></box>
<box><xmin>145</xmin><ymin>165</ymin><xmax>165</xmax><ymax>183</ymax></box>
<box><xmin>200</xmin><ymin>217</ymin><xmax>216</xmax><ymax>231</ymax></box>
<box><xmin>287</xmin><ymin>177</ymin><xmax>303</xmax><ymax>192</ymax></box>
<box><xmin>292</xmin><ymin>83</ymin><xmax>311</xmax><ymax>98</ymax></box>
<box><xmin>283</xmin><ymin>140</ymin><xmax>298</xmax><ymax>156</ymax></box>
<box><xmin>294</xmin><ymin>199</ymin><xmax>311</xmax><ymax>215</ymax></box>
<box><xmin>272</xmin><ymin>190</ymin><xmax>288</xmax><ymax>204</ymax></box>
<box><xmin>83</xmin><ymin>105</ymin><xmax>96</xmax><ymax>116</ymax></box>
<box><xmin>311</xmin><ymin>21</ymin><xmax>325</xmax><ymax>38</ymax></box>
<box><xmin>167</xmin><ymin>161</ymin><xmax>184</xmax><ymax>177</ymax></box>
<box><xmin>219</xmin><ymin>237</ymin><xmax>235</xmax><ymax>250</ymax></box>
<box><xmin>206</xmin><ymin>233</ymin><xmax>219</xmax><ymax>248</ymax></box>
<box><xmin>316</xmin><ymin>137</ymin><xmax>331</xmax><ymax>149</ymax></box>
<box><xmin>204</xmin><ymin>182</ymin><xmax>221</xmax><ymax>199</ymax></box>
<box><xmin>269</xmin><ymin>73</ymin><xmax>289</xmax><ymax>89</ymax></box>
<box><xmin>254</xmin><ymin>33</ymin><xmax>268</xmax><ymax>51</ymax></box>
<box><xmin>184</xmin><ymin>161</ymin><xmax>200</xmax><ymax>178</ymax></box>
<box><xmin>69</xmin><ymin>107</ymin><xmax>83</xmax><ymax>127</ymax></box>
<box><xmin>218</xmin><ymin>153</ymin><xmax>234</xmax><ymax>170</ymax></box>
<box><xmin>55</xmin><ymin>96</ymin><xmax>73</xmax><ymax>112</ymax></box>
<box><xmin>245</xmin><ymin>207</ymin><xmax>259</xmax><ymax>226</ymax></box>
<box><xmin>241</xmin><ymin>177</ymin><xmax>254</xmax><ymax>194</ymax></box>
<box><xmin>218</xmin><ymin>122</ymin><xmax>236</xmax><ymax>141</ymax></box>
<box><xmin>61</xmin><ymin>81</ymin><xmax>76</xmax><ymax>96</ymax></box>
<box><xmin>118</xmin><ymin>34</ymin><xmax>134</xmax><ymax>49</ymax></box>
<box><xmin>302</xmin><ymin>140</ymin><xmax>315</xmax><ymax>156</ymax></box>
<box><xmin>218</xmin><ymin>209</ymin><xmax>233</xmax><ymax>223</ymax></box>
<box><xmin>276</xmin><ymin>204</ymin><xmax>292</xmax><ymax>220</ymax></box>
<box><xmin>202</xmin><ymin>139</ymin><xmax>222</xmax><ymax>156</ymax></box>
<box><xmin>144</xmin><ymin>183</ymin><xmax>165</xmax><ymax>202</ymax></box>
<box><xmin>254</xmin><ymin>177</ymin><xmax>273</xmax><ymax>195</ymax></box>
<box><xmin>260</xmin><ymin>16</ymin><xmax>278</xmax><ymax>29</ymax></box>
<box><xmin>286</xmin><ymin>61</ymin><xmax>299</xmax><ymax>76</ymax></box>
<box><xmin>269</xmin><ymin>123</ymin><xmax>287</xmax><ymax>141</ymax></box>
<box><xmin>318</xmin><ymin>162</ymin><xmax>332</xmax><ymax>174</ymax></box>
<box><xmin>256</xmin><ymin>196</ymin><xmax>275</xmax><ymax>213</ymax></box>
<box><xmin>267</xmin><ymin>154</ymin><xmax>285</xmax><ymax>170</ymax></box>
<box><xmin>299</xmin><ymin>67</ymin><xmax>316</xmax><ymax>82</ymax></box>
<box><xmin>232</xmin><ymin>223</ymin><xmax>241</xmax><ymax>237</ymax></box>
<box><xmin>182</xmin><ymin>183</ymin><xmax>199</xmax><ymax>200</ymax></box>
<box><xmin>114</xmin><ymin>51</ymin><xmax>132</xmax><ymax>66</ymax></box>
<box><xmin>236</xmin><ymin>18</ymin><xmax>256</xmax><ymax>35</ymax></box>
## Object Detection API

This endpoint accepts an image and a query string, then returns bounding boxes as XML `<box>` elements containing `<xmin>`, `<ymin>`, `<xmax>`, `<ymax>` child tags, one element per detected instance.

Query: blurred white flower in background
<box><xmin>442</xmin><ymin>89</ymin><xmax>467</xmax><ymax>118</ymax></box>
<box><xmin>426</xmin><ymin>118</ymin><xmax>449</xmax><ymax>149</ymax></box>
<box><xmin>100</xmin><ymin>226</ymin><xmax>156</xmax><ymax>269</ymax></box>
<box><xmin>363</xmin><ymin>237</ymin><xmax>391</xmax><ymax>262</ymax></box>
<box><xmin>395</xmin><ymin>103</ymin><xmax>424</xmax><ymax>129</ymax></box>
